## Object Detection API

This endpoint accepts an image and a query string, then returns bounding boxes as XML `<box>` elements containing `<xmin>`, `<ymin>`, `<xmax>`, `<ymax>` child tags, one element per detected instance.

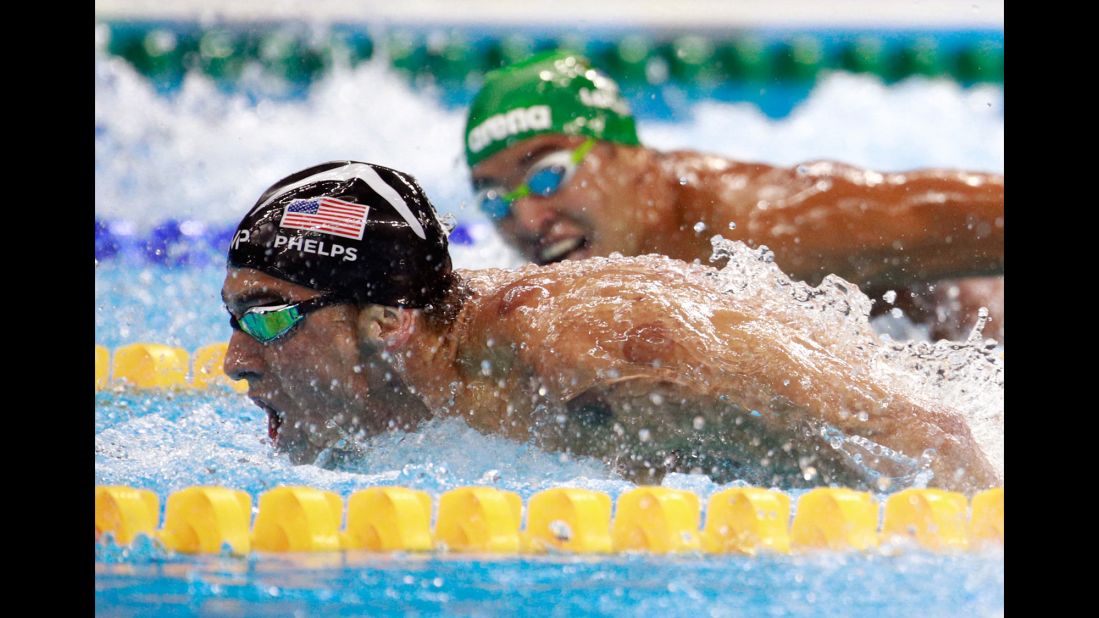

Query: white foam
<box><xmin>641</xmin><ymin>73</ymin><xmax>1004</xmax><ymax>173</ymax></box>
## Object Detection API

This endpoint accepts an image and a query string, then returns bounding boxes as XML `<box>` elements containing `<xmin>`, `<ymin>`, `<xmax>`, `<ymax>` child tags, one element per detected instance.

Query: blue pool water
<box><xmin>96</xmin><ymin>550</ymin><xmax>1004</xmax><ymax>616</ymax></box>
<box><xmin>95</xmin><ymin>26</ymin><xmax>1004</xmax><ymax>616</ymax></box>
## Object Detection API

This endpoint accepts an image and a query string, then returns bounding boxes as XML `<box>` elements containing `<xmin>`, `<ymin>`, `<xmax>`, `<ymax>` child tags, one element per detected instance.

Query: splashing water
<box><xmin>707</xmin><ymin>236</ymin><xmax>1002</xmax><ymax>482</ymax></box>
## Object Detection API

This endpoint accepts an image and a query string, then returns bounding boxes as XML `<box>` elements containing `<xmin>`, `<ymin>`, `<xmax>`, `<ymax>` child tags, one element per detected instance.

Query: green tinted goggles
<box><xmin>229</xmin><ymin>295</ymin><xmax>349</xmax><ymax>344</ymax></box>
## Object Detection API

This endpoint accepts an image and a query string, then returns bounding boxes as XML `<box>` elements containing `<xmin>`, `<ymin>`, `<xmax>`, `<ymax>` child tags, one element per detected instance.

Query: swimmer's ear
<box><xmin>356</xmin><ymin>305</ymin><xmax>417</xmax><ymax>353</ymax></box>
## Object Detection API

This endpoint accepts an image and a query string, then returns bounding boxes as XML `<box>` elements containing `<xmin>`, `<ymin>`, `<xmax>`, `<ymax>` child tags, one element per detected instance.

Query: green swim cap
<box><xmin>465</xmin><ymin>51</ymin><xmax>641</xmax><ymax>169</ymax></box>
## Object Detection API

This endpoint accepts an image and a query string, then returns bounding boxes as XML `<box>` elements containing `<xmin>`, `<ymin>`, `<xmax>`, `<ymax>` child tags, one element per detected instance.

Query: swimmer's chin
<box><xmin>275</xmin><ymin>424</ymin><xmax>373</xmax><ymax>466</ymax></box>
<box><xmin>281</xmin><ymin>435</ymin><xmax>369</xmax><ymax>470</ymax></box>
<box><xmin>272</xmin><ymin>432</ymin><xmax>314</xmax><ymax>465</ymax></box>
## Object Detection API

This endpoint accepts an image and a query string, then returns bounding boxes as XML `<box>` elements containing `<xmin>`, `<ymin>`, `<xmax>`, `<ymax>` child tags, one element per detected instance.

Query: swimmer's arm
<box><xmin>546</xmin><ymin>316</ymin><xmax>998</xmax><ymax>492</ymax></box>
<box><xmin>483</xmin><ymin>274</ymin><xmax>999</xmax><ymax>492</ymax></box>
<box><xmin>712</xmin><ymin>161</ymin><xmax>1004</xmax><ymax>290</ymax></box>
<box><xmin>744</xmin><ymin>335</ymin><xmax>1002</xmax><ymax>492</ymax></box>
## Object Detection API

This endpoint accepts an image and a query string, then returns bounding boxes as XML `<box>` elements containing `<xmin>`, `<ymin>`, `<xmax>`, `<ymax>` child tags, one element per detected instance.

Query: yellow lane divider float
<box><xmin>791</xmin><ymin>488</ymin><xmax>880</xmax><ymax>551</ymax></box>
<box><xmin>883</xmin><ymin>488</ymin><xmax>969</xmax><ymax>550</ymax></box>
<box><xmin>526</xmin><ymin>487</ymin><xmax>613</xmax><ymax>553</ymax></box>
<box><xmin>95</xmin><ymin>485</ymin><xmax>1004</xmax><ymax>556</ymax></box>
<box><xmin>191</xmin><ymin>343</ymin><xmax>248</xmax><ymax>393</ymax></box>
<box><xmin>346</xmin><ymin>487</ymin><xmax>434</xmax><ymax>552</ymax></box>
<box><xmin>436</xmin><ymin>487</ymin><xmax>524</xmax><ymax>553</ymax></box>
<box><xmin>701</xmin><ymin>488</ymin><xmax>791</xmax><ymax>555</ymax></box>
<box><xmin>252</xmin><ymin>486</ymin><xmax>345</xmax><ymax>552</ymax></box>
<box><xmin>95</xmin><ymin>345</ymin><xmax>110</xmax><ymax>390</ymax></box>
<box><xmin>112</xmin><ymin>343</ymin><xmax>190</xmax><ymax>389</ymax></box>
<box><xmin>95</xmin><ymin>486</ymin><xmax>160</xmax><ymax>545</ymax></box>
<box><xmin>612</xmin><ymin>487</ymin><xmax>701</xmax><ymax>553</ymax></box>
<box><xmin>95</xmin><ymin>342</ymin><xmax>247</xmax><ymax>392</ymax></box>
<box><xmin>159</xmin><ymin>486</ymin><xmax>253</xmax><ymax>554</ymax></box>
<box><xmin>970</xmin><ymin>487</ymin><xmax>1005</xmax><ymax>545</ymax></box>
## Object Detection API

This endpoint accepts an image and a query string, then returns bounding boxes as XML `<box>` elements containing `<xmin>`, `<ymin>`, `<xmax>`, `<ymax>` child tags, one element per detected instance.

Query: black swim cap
<box><xmin>227</xmin><ymin>161</ymin><xmax>453</xmax><ymax>308</ymax></box>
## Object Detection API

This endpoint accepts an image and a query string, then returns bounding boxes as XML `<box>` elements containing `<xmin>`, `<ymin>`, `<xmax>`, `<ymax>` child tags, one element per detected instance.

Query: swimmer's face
<box><xmin>471</xmin><ymin>134</ymin><xmax>648</xmax><ymax>264</ymax></box>
<box><xmin>221</xmin><ymin>267</ymin><xmax>382</xmax><ymax>464</ymax></box>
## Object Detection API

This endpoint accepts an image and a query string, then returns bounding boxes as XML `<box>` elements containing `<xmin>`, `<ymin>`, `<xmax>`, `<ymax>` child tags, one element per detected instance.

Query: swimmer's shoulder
<box><xmin>459</xmin><ymin>257</ymin><xmax>716</xmax><ymax>313</ymax></box>
<box><xmin>454</xmin><ymin>256</ymin><xmax>731</xmax><ymax>348</ymax></box>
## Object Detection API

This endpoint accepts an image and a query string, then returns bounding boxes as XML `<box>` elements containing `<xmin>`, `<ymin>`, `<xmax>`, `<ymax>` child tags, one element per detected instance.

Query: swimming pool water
<box><xmin>95</xmin><ymin>28</ymin><xmax>1004</xmax><ymax>616</ymax></box>
<box><xmin>96</xmin><ymin>549</ymin><xmax>1004</xmax><ymax>616</ymax></box>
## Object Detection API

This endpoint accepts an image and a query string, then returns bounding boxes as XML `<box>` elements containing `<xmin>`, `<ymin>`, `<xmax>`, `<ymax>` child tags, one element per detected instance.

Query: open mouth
<box><xmin>537</xmin><ymin>236</ymin><xmax>587</xmax><ymax>265</ymax></box>
<box><xmin>253</xmin><ymin>399</ymin><xmax>284</xmax><ymax>445</ymax></box>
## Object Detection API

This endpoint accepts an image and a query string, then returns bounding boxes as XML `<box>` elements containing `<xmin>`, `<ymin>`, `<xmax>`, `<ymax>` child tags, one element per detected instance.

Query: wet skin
<box><xmin>223</xmin><ymin>261</ymin><xmax>1000</xmax><ymax>492</ymax></box>
<box><xmin>472</xmin><ymin>135</ymin><xmax>1004</xmax><ymax>341</ymax></box>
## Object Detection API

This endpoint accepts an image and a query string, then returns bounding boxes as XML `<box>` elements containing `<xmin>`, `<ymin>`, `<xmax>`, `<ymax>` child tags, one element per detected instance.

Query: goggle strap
<box><xmin>571</xmin><ymin>138</ymin><xmax>596</xmax><ymax>163</ymax></box>
<box><xmin>502</xmin><ymin>184</ymin><xmax>531</xmax><ymax>202</ymax></box>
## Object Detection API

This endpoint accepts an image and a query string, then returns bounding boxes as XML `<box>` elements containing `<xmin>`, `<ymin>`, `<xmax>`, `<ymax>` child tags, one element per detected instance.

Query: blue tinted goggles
<box><xmin>476</xmin><ymin>138</ymin><xmax>596</xmax><ymax>221</ymax></box>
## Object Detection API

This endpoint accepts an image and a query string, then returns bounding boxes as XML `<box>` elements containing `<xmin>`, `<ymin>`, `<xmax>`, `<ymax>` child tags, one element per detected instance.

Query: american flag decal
<box><xmin>279</xmin><ymin>197</ymin><xmax>370</xmax><ymax>240</ymax></box>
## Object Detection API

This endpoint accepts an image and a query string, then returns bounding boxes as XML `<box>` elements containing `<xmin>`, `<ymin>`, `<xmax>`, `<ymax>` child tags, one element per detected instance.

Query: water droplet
<box><xmin>649</xmin><ymin>393</ymin><xmax>664</xmax><ymax>405</ymax></box>
<box><xmin>693</xmin><ymin>221</ymin><xmax>707</xmax><ymax>234</ymax></box>
<box><xmin>692</xmin><ymin>416</ymin><xmax>705</xmax><ymax>430</ymax></box>
<box><xmin>480</xmin><ymin>359</ymin><xmax>492</xmax><ymax>376</ymax></box>
<box><xmin>438</xmin><ymin>213</ymin><xmax>457</xmax><ymax>234</ymax></box>
<box><xmin>728</xmin><ymin>221</ymin><xmax>737</xmax><ymax>230</ymax></box>
<box><xmin>638</xmin><ymin>428</ymin><xmax>651</xmax><ymax>442</ymax></box>
<box><xmin>882</xmin><ymin>290</ymin><xmax>897</xmax><ymax>304</ymax></box>
<box><xmin>890</xmin><ymin>308</ymin><xmax>904</xmax><ymax>319</ymax></box>
<box><xmin>549</xmin><ymin>520</ymin><xmax>572</xmax><ymax>541</ymax></box>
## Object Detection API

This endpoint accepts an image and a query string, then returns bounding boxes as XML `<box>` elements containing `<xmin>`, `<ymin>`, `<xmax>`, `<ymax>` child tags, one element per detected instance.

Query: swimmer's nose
<box><xmin>510</xmin><ymin>197</ymin><xmax>560</xmax><ymax>237</ymax></box>
<box><xmin>224</xmin><ymin>329</ymin><xmax>265</xmax><ymax>383</ymax></box>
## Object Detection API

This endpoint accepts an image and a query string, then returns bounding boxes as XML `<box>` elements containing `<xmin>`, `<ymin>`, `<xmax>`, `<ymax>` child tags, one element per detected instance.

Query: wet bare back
<box><xmin>400</xmin><ymin>255</ymin><xmax>1000</xmax><ymax>492</ymax></box>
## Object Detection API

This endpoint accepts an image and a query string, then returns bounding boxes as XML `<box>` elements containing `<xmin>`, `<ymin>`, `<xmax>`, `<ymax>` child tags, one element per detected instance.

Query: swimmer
<box><xmin>465</xmin><ymin>52</ymin><xmax>1004</xmax><ymax>342</ymax></box>
<box><xmin>223</xmin><ymin>161</ymin><xmax>1000</xmax><ymax>492</ymax></box>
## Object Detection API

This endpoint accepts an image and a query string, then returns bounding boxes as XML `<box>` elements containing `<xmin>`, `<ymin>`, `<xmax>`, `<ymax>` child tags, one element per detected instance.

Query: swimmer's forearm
<box><xmin>816</xmin><ymin>391</ymin><xmax>1000</xmax><ymax>492</ymax></box>
<box><xmin>764</xmin><ymin>344</ymin><xmax>1000</xmax><ymax>492</ymax></box>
